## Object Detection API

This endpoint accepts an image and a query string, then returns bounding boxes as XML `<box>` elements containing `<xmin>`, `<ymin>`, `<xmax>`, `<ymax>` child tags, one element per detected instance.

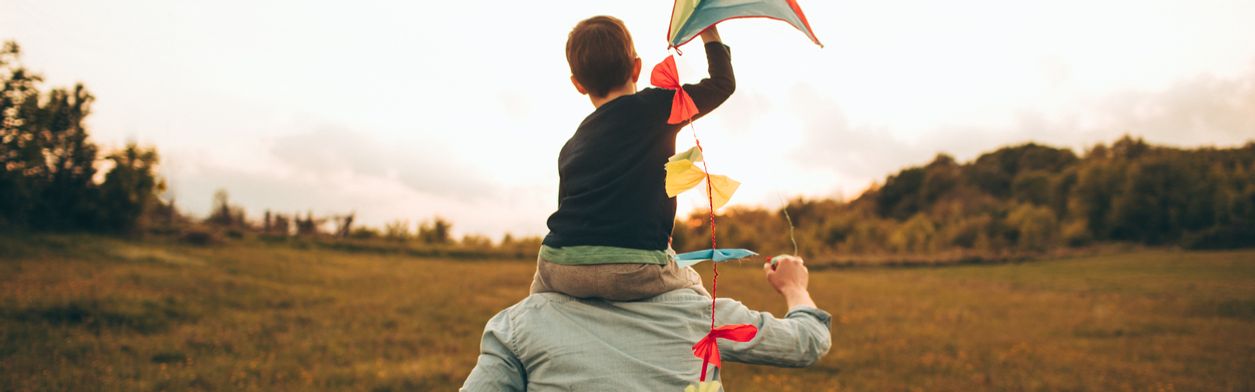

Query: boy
<box><xmin>531</xmin><ymin>16</ymin><xmax>735</xmax><ymax>300</ymax></box>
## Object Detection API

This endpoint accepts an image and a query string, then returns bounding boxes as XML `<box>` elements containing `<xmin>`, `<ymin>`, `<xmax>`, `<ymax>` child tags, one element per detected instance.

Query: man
<box><xmin>461</xmin><ymin>255</ymin><xmax>832</xmax><ymax>391</ymax></box>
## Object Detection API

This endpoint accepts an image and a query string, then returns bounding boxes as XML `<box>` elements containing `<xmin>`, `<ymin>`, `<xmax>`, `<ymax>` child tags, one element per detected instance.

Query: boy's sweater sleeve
<box><xmin>683</xmin><ymin>42</ymin><xmax>736</xmax><ymax>120</ymax></box>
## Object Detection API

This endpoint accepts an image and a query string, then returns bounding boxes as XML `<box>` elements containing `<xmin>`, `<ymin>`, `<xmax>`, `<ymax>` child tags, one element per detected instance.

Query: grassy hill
<box><xmin>2</xmin><ymin>235</ymin><xmax>1253</xmax><ymax>390</ymax></box>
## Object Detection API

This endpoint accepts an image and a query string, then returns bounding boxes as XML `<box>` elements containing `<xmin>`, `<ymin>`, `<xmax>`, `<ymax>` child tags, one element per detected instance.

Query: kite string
<box><xmin>699</xmin><ymin>139</ymin><xmax>718</xmax><ymax>331</ymax></box>
<box><xmin>687</xmin><ymin>116</ymin><xmax>721</xmax><ymax>381</ymax></box>
<box><xmin>688</xmin><ymin>119</ymin><xmax>719</xmax><ymax>331</ymax></box>
<box><xmin>778</xmin><ymin>194</ymin><xmax>799</xmax><ymax>256</ymax></box>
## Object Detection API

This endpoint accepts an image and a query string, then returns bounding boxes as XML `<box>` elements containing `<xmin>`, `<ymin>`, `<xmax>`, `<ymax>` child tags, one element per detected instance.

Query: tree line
<box><xmin>673</xmin><ymin>137</ymin><xmax>1255</xmax><ymax>262</ymax></box>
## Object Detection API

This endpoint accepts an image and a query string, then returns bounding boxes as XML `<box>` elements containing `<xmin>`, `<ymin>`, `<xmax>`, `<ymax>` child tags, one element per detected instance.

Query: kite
<box><xmin>657</xmin><ymin>1</ymin><xmax>823</xmax><ymax>388</ymax></box>
<box><xmin>668</xmin><ymin>0</ymin><xmax>823</xmax><ymax>49</ymax></box>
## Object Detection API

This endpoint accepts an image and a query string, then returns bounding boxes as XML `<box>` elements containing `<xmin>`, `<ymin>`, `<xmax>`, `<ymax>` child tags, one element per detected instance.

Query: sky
<box><xmin>3</xmin><ymin>0</ymin><xmax>1254</xmax><ymax>237</ymax></box>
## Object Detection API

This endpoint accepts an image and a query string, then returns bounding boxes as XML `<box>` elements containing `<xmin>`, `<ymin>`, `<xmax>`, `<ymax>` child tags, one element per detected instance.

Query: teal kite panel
<box><xmin>675</xmin><ymin>248</ymin><xmax>760</xmax><ymax>268</ymax></box>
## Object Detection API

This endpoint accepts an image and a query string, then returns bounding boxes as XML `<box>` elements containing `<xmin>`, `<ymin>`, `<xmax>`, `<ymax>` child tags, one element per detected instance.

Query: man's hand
<box><xmin>764</xmin><ymin>255</ymin><xmax>816</xmax><ymax>309</ymax></box>
<box><xmin>700</xmin><ymin>26</ymin><xmax>722</xmax><ymax>44</ymax></box>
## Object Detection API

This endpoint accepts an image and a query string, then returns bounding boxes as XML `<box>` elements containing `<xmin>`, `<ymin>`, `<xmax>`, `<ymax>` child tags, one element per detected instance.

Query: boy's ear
<box><xmin>570</xmin><ymin>75</ymin><xmax>588</xmax><ymax>96</ymax></box>
<box><xmin>631</xmin><ymin>57</ymin><xmax>642</xmax><ymax>82</ymax></box>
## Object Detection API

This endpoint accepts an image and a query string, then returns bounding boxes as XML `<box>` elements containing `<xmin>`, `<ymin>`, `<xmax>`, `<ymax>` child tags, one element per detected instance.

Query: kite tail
<box><xmin>689</xmin><ymin>122</ymin><xmax>721</xmax><ymax>381</ymax></box>
<box><xmin>668</xmin><ymin>53</ymin><xmax>757</xmax><ymax>385</ymax></box>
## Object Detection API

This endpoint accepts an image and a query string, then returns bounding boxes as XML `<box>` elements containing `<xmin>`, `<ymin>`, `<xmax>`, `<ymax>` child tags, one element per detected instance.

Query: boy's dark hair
<box><xmin>566</xmin><ymin>16</ymin><xmax>637</xmax><ymax>98</ymax></box>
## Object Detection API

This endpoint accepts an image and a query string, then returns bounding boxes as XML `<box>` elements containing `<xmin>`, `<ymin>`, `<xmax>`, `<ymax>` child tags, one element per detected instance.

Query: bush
<box><xmin>182</xmin><ymin>228</ymin><xmax>222</xmax><ymax>246</ymax></box>
<box><xmin>1183</xmin><ymin>223</ymin><xmax>1255</xmax><ymax>250</ymax></box>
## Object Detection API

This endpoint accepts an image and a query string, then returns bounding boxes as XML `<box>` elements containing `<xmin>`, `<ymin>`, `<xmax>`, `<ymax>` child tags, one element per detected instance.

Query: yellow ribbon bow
<box><xmin>665</xmin><ymin>147</ymin><xmax>740</xmax><ymax>211</ymax></box>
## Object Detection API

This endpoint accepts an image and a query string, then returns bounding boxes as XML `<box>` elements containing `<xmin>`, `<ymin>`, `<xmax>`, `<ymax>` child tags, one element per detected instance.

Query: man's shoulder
<box><xmin>498</xmin><ymin>292</ymin><xmax>576</xmax><ymax>319</ymax></box>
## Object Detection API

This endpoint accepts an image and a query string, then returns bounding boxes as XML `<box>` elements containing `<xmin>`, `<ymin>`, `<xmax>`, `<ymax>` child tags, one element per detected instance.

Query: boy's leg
<box><xmin>529</xmin><ymin>254</ymin><xmax>555</xmax><ymax>294</ymax></box>
<box><xmin>535</xmin><ymin>258</ymin><xmax>660</xmax><ymax>300</ymax></box>
<box><xmin>532</xmin><ymin>255</ymin><xmax>709</xmax><ymax>300</ymax></box>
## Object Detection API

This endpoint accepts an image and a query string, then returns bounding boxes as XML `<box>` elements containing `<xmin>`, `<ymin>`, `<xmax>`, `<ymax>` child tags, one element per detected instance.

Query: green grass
<box><xmin>1</xmin><ymin>235</ymin><xmax>1252</xmax><ymax>391</ymax></box>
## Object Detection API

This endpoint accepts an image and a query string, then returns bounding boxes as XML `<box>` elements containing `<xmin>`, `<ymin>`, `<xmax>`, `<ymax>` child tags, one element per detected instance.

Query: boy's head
<box><xmin>566</xmin><ymin>16</ymin><xmax>641</xmax><ymax>99</ymax></box>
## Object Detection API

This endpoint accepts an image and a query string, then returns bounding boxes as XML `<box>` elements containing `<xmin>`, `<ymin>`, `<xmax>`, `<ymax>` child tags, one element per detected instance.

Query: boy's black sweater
<box><xmin>543</xmin><ymin>42</ymin><xmax>735</xmax><ymax>251</ymax></box>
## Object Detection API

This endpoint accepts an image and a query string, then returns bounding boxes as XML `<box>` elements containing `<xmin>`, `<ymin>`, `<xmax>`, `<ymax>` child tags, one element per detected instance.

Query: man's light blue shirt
<box><xmin>461</xmin><ymin>289</ymin><xmax>833</xmax><ymax>391</ymax></box>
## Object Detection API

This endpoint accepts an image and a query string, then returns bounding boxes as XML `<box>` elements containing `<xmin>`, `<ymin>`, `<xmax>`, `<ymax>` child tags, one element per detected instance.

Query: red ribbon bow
<box><xmin>692</xmin><ymin>323</ymin><xmax>758</xmax><ymax>381</ymax></box>
<box><xmin>651</xmin><ymin>55</ymin><xmax>699</xmax><ymax>125</ymax></box>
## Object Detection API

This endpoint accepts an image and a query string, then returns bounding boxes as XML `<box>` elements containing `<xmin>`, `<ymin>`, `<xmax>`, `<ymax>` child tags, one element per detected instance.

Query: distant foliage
<box><xmin>418</xmin><ymin>217</ymin><xmax>452</xmax><ymax>244</ymax></box>
<box><xmin>0</xmin><ymin>41</ymin><xmax>167</xmax><ymax>233</ymax></box>
<box><xmin>673</xmin><ymin>138</ymin><xmax>1255</xmax><ymax>257</ymax></box>
<box><xmin>206</xmin><ymin>189</ymin><xmax>247</xmax><ymax>229</ymax></box>
<box><xmin>97</xmin><ymin>144</ymin><xmax>166</xmax><ymax>233</ymax></box>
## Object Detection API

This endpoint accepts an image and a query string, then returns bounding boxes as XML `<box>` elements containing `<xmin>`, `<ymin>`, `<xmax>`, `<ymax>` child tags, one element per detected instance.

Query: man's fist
<box><xmin>764</xmin><ymin>255</ymin><xmax>809</xmax><ymax>295</ymax></box>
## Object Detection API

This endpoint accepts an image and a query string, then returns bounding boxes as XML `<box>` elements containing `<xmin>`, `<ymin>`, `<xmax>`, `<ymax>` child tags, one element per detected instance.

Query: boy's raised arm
<box><xmin>684</xmin><ymin>26</ymin><xmax>735</xmax><ymax>120</ymax></box>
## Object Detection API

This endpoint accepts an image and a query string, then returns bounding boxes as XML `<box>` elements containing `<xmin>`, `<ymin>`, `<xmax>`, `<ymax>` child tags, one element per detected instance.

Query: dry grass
<box><xmin>1</xmin><ymin>235</ymin><xmax>1252</xmax><ymax>391</ymax></box>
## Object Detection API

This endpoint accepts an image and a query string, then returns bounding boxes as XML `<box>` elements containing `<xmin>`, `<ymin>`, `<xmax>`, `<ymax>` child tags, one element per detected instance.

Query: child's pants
<box><xmin>529</xmin><ymin>256</ymin><xmax>710</xmax><ymax>301</ymax></box>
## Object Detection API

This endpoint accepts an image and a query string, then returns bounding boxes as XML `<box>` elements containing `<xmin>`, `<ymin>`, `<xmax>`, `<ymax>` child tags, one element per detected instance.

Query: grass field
<box><xmin>1</xmin><ymin>235</ymin><xmax>1253</xmax><ymax>391</ymax></box>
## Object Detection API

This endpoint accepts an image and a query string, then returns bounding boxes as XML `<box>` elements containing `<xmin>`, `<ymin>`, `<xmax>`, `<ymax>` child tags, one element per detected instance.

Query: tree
<box><xmin>334</xmin><ymin>212</ymin><xmax>355</xmax><ymax>238</ymax></box>
<box><xmin>0</xmin><ymin>41</ymin><xmax>43</xmax><ymax>227</ymax></box>
<box><xmin>294</xmin><ymin>210</ymin><xmax>322</xmax><ymax>236</ymax></box>
<box><xmin>34</xmin><ymin>84</ymin><xmax>99</xmax><ymax>229</ymax></box>
<box><xmin>418</xmin><ymin>217</ymin><xmax>452</xmax><ymax>244</ymax></box>
<box><xmin>383</xmin><ymin>220</ymin><xmax>410</xmax><ymax>241</ymax></box>
<box><xmin>0</xmin><ymin>40</ymin><xmax>162</xmax><ymax>233</ymax></box>
<box><xmin>889</xmin><ymin>213</ymin><xmax>937</xmax><ymax>253</ymax></box>
<box><xmin>1007</xmin><ymin>203</ymin><xmax>1058</xmax><ymax>251</ymax></box>
<box><xmin>207</xmin><ymin>189</ymin><xmax>245</xmax><ymax>227</ymax></box>
<box><xmin>1</xmin><ymin>41</ymin><xmax>101</xmax><ymax>229</ymax></box>
<box><xmin>97</xmin><ymin>143</ymin><xmax>164</xmax><ymax>233</ymax></box>
<box><xmin>875</xmin><ymin>167</ymin><xmax>926</xmax><ymax>219</ymax></box>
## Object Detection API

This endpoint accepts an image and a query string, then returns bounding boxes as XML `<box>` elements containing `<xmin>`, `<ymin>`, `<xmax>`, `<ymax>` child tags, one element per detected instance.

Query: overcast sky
<box><xmin>3</xmin><ymin>0</ymin><xmax>1253</xmax><ymax>237</ymax></box>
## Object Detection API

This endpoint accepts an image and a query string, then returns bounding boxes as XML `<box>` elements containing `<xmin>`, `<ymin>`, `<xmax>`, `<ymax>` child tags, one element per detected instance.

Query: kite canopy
<box><xmin>668</xmin><ymin>0</ymin><xmax>823</xmax><ymax>48</ymax></box>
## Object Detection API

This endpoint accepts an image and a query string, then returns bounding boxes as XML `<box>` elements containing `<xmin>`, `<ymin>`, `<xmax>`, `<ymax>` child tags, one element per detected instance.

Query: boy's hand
<box><xmin>764</xmin><ymin>255</ymin><xmax>816</xmax><ymax>309</ymax></box>
<box><xmin>700</xmin><ymin>26</ymin><xmax>722</xmax><ymax>44</ymax></box>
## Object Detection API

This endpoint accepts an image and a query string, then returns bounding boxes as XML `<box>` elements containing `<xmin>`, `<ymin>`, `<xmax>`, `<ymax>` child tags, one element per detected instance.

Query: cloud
<box><xmin>162</xmin><ymin>125</ymin><xmax>555</xmax><ymax>236</ymax></box>
<box><xmin>790</xmin><ymin>86</ymin><xmax>933</xmax><ymax>181</ymax></box>
<box><xmin>269</xmin><ymin>127</ymin><xmax>496</xmax><ymax>200</ymax></box>
<box><xmin>1091</xmin><ymin>66</ymin><xmax>1255</xmax><ymax>146</ymax></box>
<box><xmin>794</xmin><ymin>64</ymin><xmax>1255</xmax><ymax>192</ymax></box>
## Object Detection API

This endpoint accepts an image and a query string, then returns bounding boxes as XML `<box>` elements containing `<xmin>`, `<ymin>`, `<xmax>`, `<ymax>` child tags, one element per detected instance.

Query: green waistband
<box><xmin>539</xmin><ymin>245</ymin><xmax>674</xmax><ymax>265</ymax></box>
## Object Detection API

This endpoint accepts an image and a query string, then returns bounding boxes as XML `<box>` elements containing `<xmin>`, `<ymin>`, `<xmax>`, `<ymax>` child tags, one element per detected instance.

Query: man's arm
<box><xmin>684</xmin><ymin>26</ymin><xmax>735</xmax><ymax>120</ymax></box>
<box><xmin>715</xmin><ymin>255</ymin><xmax>832</xmax><ymax>367</ymax></box>
<box><xmin>460</xmin><ymin>310</ymin><xmax>527</xmax><ymax>391</ymax></box>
